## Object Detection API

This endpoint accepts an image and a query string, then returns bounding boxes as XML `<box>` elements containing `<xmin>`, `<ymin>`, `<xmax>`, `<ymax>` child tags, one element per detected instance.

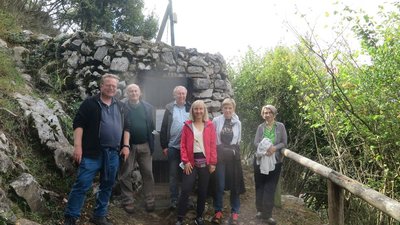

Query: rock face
<box><xmin>56</xmin><ymin>31</ymin><xmax>233</xmax><ymax>115</ymax></box>
<box><xmin>13</xmin><ymin>93</ymin><xmax>74</xmax><ymax>175</ymax></box>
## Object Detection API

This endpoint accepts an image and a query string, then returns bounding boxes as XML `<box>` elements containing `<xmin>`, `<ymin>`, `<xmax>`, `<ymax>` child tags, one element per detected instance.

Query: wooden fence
<box><xmin>282</xmin><ymin>149</ymin><xmax>400</xmax><ymax>224</ymax></box>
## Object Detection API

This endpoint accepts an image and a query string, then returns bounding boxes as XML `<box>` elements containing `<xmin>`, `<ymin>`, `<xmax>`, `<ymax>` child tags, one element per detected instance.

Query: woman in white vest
<box><xmin>211</xmin><ymin>98</ymin><xmax>245</xmax><ymax>225</ymax></box>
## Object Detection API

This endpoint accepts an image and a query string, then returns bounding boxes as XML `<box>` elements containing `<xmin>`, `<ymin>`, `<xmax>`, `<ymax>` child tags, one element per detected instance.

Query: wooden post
<box><xmin>156</xmin><ymin>0</ymin><xmax>175</xmax><ymax>46</ymax></box>
<box><xmin>328</xmin><ymin>180</ymin><xmax>344</xmax><ymax>225</ymax></box>
<box><xmin>156</xmin><ymin>2</ymin><xmax>170</xmax><ymax>43</ymax></box>
<box><xmin>168</xmin><ymin>0</ymin><xmax>175</xmax><ymax>46</ymax></box>
<box><xmin>274</xmin><ymin>175</ymin><xmax>282</xmax><ymax>207</ymax></box>
<box><xmin>283</xmin><ymin>149</ymin><xmax>400</xmax><ymax>221</ymax></box>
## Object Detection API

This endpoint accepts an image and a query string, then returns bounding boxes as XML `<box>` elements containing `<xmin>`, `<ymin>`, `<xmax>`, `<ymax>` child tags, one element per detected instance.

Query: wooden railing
<box><xmin>282</xmin><ymin>149</ymin><xmax>400</xmax><ymax>224</ymax></box>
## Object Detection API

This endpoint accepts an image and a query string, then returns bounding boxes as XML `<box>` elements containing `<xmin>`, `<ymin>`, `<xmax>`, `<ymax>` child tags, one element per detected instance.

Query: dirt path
<box><xmin>75</xmin><ymin>166</ymin><xmax>323</xmax><ymax>225</ymax></box>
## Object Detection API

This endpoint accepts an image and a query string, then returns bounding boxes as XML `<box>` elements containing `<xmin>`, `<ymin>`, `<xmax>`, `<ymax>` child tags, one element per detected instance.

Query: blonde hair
<box><xmin>222</xmin><ymin>98</ymin><xmax>236</xmax><ymax>109</ymax></box>
<box><xmin>260</xmin><ymin>105</ymin><xmax>278</xmax><ymax>117</ymax></box>
<box><xmin>189</xmin><ymin>100</ymin><xmax>209</xmax><ymax>122</ymax></box>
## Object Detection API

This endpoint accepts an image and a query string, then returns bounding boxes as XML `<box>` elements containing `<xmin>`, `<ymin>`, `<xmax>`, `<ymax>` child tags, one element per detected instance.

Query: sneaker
<box><xmin>122</xmin><ymin>203</ymin><xmax>135</xmax><ymax>214</ymax></box>
<box><xmin>194</xmin><ymin>217</ymin><xmax>204</xmax><ymax>225</ymax></box>
<box><xmin>255</xmin><ymin>211</ymin><xmax>263</xmax><ymax>219</ymax></box>
<box><xmin>211</xmin><ymin>211</ymin><xmax>223</xmax><ymax>224</ymax></box>
<box><xmin>89</xmin><ymin>216</ymin><xmax>113</xmax><ymax>225</ymax></box>
<box><xmin>266</xmin><ymin>217</ymin><xmax>277</xmax><ymax>225</ymax></box>
<box><xmin>64</xmin><ymin>216</ymin><xmax>76</xmax><ymax>225</ymax></box>
<box><xmin>229</xmin><ymin>213</ymin><xmax>238</xmax><ymax>225</ymax></box>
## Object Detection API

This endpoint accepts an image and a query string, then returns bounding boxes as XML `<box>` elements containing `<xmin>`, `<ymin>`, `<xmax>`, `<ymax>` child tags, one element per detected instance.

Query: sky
<box><xmin>143</xmin><ymin>0</ymin><xmax>395</xmax><ymax>62</ymax></box>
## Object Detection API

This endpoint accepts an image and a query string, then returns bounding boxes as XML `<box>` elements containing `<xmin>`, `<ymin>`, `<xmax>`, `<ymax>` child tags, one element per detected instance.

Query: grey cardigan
<box><xmin>253</xmin><ymin>122</ymin><xmax>287</xmax><ymax>163</ymax></box>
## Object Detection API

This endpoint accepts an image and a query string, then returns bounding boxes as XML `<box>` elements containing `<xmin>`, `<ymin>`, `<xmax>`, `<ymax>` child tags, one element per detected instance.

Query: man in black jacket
<box><xmin>64</xmin><ymin>74</ymin><xmax>130</xmax><ymax>225</ymax></box>
<box><xmin>160</xmin><ymin>86</ymin><xmax>191</xmax><ymax>209</ymax></box>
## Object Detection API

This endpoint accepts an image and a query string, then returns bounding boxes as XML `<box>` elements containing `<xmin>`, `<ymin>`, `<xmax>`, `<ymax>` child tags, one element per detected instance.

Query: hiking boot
<box><xmin>175</xmin><ymin>220</ymin><xmax>183</xmax><ymax>225</ymax></box>
<box><xmin>170</xmin><ymin>200</ymin><xmax>178</xmax><ymax>210</ymax></box>
<box><xmin>229</xmin><ymin>213</ymin><xmax>239</xmax><ymax>225</ymax></box>
<box><xmin>122</xmin><ymin>203</ymin><xmax>135</xmax><ymax>214</ymax></box>
<box><xmin>194</xmin><ymin>217</ymin><xmax>205</xmax><ymax>225</ymax></box>
<box><xmin>89</xmin><ymin>216</ymin><xmax>113</xmax><ymax>225</ymax></box>
<box><xmin>211</xmin><ymin>211</ymin><xmax>223</xmax><ymax>224</ymax></box>
<box><xmin>145</xmin><ymin>202</ymin><xmax>155</xmax><ymax>212</ymax></box>
<box><xmin>64</xmin><ymin>216</ymin><xmax>76</xmax><ymax>225</ymax></box>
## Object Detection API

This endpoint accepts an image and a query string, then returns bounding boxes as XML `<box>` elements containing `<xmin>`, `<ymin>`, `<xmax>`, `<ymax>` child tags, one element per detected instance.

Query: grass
<box><xmin>0</xmin><ymin>50</ymin><xmax>26</xmax><ymax>94</ymax></box>
<box><xmin>0</xmin><ymin>10</ymin><xmax>20</xmax><ymax>37</ymax></box>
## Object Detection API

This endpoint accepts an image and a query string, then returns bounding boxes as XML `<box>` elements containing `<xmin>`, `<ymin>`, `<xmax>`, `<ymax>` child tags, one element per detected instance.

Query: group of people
<box><xmin>63</xmin><ymin>73</ymin><xmax>287</xmax><ymax>225</ymax></box>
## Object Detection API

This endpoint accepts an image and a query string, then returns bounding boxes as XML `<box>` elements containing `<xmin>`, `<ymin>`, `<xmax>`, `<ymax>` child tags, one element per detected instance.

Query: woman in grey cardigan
<box><xmin>253</xmin><ymin>105</ymin><xmax>287</xmax><ymax>225</ymax></box>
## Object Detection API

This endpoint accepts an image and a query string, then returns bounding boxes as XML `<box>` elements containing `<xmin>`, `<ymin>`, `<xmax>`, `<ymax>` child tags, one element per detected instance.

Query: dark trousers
<box><xmin>254</xmin><ymin>159</ymin><xmax>282</xmax><ymax>218</ymax></box>
<box><xmin>177</xmin><ymin>165</ymin><xmax>210</xmax><ymax>219</ymax></box>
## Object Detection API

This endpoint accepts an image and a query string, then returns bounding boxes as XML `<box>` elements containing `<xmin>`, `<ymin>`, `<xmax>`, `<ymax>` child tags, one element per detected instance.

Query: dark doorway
<box><xmin>138</xmin><ymin>71</ymin><xmax>187</xmax><ymax>183</ymax></box>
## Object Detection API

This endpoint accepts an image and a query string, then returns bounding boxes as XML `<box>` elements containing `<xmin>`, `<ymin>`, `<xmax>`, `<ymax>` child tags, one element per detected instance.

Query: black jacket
<box><xmin>159</xmin><ymin>101</ymin><xmax>191</xmax><ymax>149</ymax></box>
<box><xmin>73</xmin><ymin>94</ymin><xmax>129</xmax><ymax>158</ymax></box>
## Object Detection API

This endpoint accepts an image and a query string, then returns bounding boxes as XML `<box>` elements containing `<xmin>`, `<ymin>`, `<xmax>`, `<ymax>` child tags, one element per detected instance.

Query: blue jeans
<box><xmin>168</xmin><ymin>147</ymin><xmax>182</xmax><ymax>202</ymax></box>
<box><xmin>214</xmin><ymin>163</ymin><xmax>240</xmax><ymax>213</ymax></box>
<box><xmin>65</xmin><ymin>148</ymin><xmax>120</xmax><ymax>218</ymax></box>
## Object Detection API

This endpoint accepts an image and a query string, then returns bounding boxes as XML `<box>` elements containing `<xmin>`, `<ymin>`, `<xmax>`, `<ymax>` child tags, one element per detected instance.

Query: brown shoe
<box><xmin>122</xmin><ymin>203</ymin><xmax>135</xmax><ymax>214</ymax></box>
<box><xmin>145</xmin><ymin>202</ymin><xmax>155</xmax><ymax>212</ymax></box>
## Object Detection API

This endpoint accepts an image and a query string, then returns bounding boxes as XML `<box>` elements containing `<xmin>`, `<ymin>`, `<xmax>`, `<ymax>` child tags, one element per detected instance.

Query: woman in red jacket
<box><xmin>175</xmin><ymin>100</ymin><xmax>217</xmax><ymax>225</ymax></box>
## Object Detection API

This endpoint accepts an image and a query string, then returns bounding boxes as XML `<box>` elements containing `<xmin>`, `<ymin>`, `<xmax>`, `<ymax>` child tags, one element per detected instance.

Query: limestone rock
<box><xmin>189</xmin><ymin>56</ymin><xmax>208</xmax><ymax>67</ymax></box>
<box><xmin>0</xmin><ymin>38</ymin><xmax>7</xmax><ymax>48</ymax></box>
<box><xmin>0</xmin><ymin>188</ymin><xmax>16</xmax><ymax>224</ymax></box>
<box><xmin>193</xmin><ymin>89</ymin><xmax>213</xmax><ymax>99</ymax></box>
<box><xmin>13</xmin><ymin>46</ymin><xmax>29</xmax><ymax>67</ymax></box>
<box><xmin>94</xmin><ymin>46</ymin><xmax>109</xmax><ymax>61</ymax></box>
<box><xmin>111</xmin><ymin>57</ymin><xmax>129</xmax><ymax>72</ymax></box>
<box><xmin>16</xmin><ymin>218</ymin><xmax>41</xmax><ymax>225</ymax></box>
<box><xmin>0</xmin><ymin>151</ymin><xmax>14</xmax><ymax>174</ymax></box>
<box><xmin>10</xmin><ymin>173</ymin><xmax>49</xmax><ymax>214</ymax></box>
<box><xmin>192</xmin><ymin>78</ymin><xmax>211</xmax><ymax>90</ymax></box>
<box><xmin>13</xmin><ymin>93</ymin><xmax>74</xmax><ymax>175</ymax></box>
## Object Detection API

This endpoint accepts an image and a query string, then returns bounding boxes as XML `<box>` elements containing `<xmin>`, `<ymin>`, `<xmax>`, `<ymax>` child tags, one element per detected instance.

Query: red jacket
<box><xmin>180</xmin><ymin>120</ymin><xmax>217</xmax><ymax>166</ymax></box>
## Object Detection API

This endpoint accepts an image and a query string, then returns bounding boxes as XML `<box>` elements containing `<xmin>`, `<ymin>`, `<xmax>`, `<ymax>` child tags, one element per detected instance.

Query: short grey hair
<box><xmin>100</xmin><ymin>73</ymin><xmax>119</xmax><ymax>84</ymax></box>
<box><xmin>173</xmin><ymin>85</ymin><xmax>187</xmax><ymax>96</ymax></box>
<box><xmin>261</xmin><ymin>105</ymin><xmax>278</xmax><ymax>116</ymax></box>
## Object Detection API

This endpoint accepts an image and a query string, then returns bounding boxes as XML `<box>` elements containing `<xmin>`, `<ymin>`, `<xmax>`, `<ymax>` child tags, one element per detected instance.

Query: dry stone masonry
<box><xmin>58</xmin><ymin>31</ymin><xmax>233</xmax><ymax>117</ymax></box>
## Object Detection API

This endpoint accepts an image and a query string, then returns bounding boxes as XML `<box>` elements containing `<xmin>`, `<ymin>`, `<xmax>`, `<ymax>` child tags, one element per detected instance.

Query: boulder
<box><xmin>13</xmin><ymin>93</ymin><xmax>74</xmax><ymax>175</ymax></box>
<box><xmin>16</xmin><ymin>218</ymin><xmax>41</xmax><ymax>225</ymax></box>
<box><xmin>10</xmin><ymin>173</ymin><xmax>49</xmax><ymax>215</ymax></box>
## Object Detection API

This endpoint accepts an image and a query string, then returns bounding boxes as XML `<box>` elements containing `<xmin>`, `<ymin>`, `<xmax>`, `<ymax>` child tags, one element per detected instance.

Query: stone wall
<box><xmin>58</xmin><ymin>31</ymin><xmax>233</xmax><ymax>117</ymax></box>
